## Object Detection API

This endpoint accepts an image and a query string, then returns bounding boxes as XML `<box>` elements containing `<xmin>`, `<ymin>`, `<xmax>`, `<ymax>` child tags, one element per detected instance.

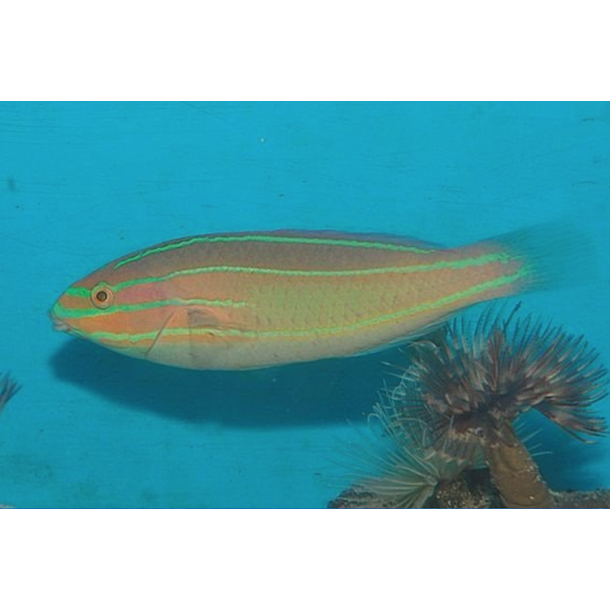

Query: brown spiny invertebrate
<box><xmin>0</xmin><ymin>373</ymin><xmax>19</xmax><ymax>416</ymax></box>
<box><xmin>329</xmin><ymin>380</ymin><xmax>474</xmax><ymax>508</ymax></box>
<box><xmin>0</xmin><ymin>373</ymin><xmax>19</xmax><ymax>510</ymax></box>
<box><xmin>330</xmin><ymin>306</ymin><xmax>610</xmax><ymax>509</ymax></box>
<box><xmin>405</xmin><ymin>306</ymin><xmax>608</xmax><ymax>508</ymax></box>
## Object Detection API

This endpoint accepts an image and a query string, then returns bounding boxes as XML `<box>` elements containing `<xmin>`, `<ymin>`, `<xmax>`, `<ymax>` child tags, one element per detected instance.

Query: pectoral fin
<box><xmin>146</xmin><ymin>305</ymin><xmax>250</xmax><ymax>362</ymax></box>
<box><xmin>186</xmin><ymin>306</ymin><xmax>225</xmax><ymax>330</ymax></box>
<box><xmin>186</xmin><ymin>305</ymin><xmax>251</xmax><ymax>335</ymax></box>
<box><xmin>145</xmin><ymin>306</ymin><xmax>226</xmax><ymax>361</ymax></box>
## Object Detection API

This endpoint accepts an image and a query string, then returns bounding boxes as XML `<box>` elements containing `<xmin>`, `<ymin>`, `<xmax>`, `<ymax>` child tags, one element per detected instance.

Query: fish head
<box><xmin>50</xmin><ymin>258</ymin><xmax>170</xmax><ymax>358</ymax></box>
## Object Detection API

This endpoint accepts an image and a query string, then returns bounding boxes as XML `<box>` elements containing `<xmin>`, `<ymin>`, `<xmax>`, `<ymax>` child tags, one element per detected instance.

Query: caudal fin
<box><xmin>482</xmin><ymin>222</ymin><xmax>598</xmax><ymax>293</ymax></box>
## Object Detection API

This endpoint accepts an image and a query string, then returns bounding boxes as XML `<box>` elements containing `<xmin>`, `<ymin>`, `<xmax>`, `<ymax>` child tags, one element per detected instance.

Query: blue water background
<box><xmin>0</xmin><ymin>102</ymin><xmax>609</xmax><ymax>508</ymax></box>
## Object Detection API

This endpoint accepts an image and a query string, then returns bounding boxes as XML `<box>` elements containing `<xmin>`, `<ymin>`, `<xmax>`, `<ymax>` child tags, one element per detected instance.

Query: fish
<box><xmin>50</xmin><ymin>226</ymin><xmax>591</xmax><ymax>370</ymax></box>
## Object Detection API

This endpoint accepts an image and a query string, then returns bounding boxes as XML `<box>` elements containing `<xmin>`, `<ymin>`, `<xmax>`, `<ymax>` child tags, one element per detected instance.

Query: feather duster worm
<box><xmin>0</xmin><ymin>373</ymin><xmax>19</xmax><ymax>416</ymax></box>
<box><xmin>407</xmin><ymin>307</ymin><xmax>607</xmax><ymax>508</ymax></box>
<box><xmin>330</xmin><ymin>306</ymin><xmax>610</xmax><ymax>508</ymax></box>
<box><xmin>329</xmin><ymin>381</ymin><xmax>470</xmax><ymax>508</ymax></box>
<box><xmin>0</xmin><ymin>373</ymin><xmax>20</xmax><ymax>509</ymax></box>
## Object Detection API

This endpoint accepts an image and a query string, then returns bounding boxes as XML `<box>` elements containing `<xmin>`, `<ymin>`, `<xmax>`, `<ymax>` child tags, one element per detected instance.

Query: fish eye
<box><xmin>91</xmin><ymin>283</ymin><xmax>114</xmax><ymax>309</ymax></box>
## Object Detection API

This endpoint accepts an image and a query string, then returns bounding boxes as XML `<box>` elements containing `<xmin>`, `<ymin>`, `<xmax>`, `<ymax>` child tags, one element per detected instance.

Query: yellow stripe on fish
<box><xmin>50</xmin><ymin>227</ymin><xmax>591</xmax><ymax>370</ymax></box>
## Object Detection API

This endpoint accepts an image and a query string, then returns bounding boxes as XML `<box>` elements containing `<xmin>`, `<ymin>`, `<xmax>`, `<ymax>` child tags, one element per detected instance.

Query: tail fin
<box><xmin>481</xmin><ymin>222</ymin><xmax>598</xmax><ymax>293</ymax></box>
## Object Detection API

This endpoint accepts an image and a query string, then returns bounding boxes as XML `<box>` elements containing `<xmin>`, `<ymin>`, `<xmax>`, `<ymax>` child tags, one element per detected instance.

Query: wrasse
<box><xmin>50</xmin><ymin>226</ymin><xmax>589</xmax><ymax>370</ymax></box>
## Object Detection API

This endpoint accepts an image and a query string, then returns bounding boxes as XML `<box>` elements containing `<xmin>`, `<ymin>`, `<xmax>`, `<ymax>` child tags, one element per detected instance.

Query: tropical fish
<box><xmin>50</xmin><ymin>226</ymin><xmax>589</xmax><ymax>370</ymax></box>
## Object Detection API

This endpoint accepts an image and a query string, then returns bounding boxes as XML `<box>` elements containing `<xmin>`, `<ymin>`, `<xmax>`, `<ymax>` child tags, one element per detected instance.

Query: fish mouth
<box><xmin>49</xmin><ymin>309</ymin><xmax>75</xmax><ymax>334</ymax></box>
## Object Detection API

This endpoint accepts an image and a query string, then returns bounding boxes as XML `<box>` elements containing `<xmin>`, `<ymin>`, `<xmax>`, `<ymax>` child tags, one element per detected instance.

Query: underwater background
<box><xmin>0</xmin><ymin>101</ymin><xmax>609</xmax><ymax>508</ymax></box>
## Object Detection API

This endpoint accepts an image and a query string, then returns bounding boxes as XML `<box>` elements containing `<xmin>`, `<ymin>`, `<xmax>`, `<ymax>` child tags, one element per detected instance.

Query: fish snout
<box><xmin>50</xmin><ymin>309</ymin><xmax>69</xmax><ymax>333</ymax></box>
<box><xmin>49</xmin><ymin>303</ymin><xmax>77</xmax><ymax>335</ymax></box>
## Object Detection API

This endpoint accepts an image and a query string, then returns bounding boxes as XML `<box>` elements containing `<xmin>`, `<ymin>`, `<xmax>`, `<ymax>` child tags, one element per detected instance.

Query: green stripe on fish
<box><xmin>109</xmin><ymin>252</ymin><xmax>516</xmax><ymax>292</ymax></box>
<box><xmin>113</xmin><ymin>233</ymin><xmax>438</xmax><ymax>270</ymax></box>
<box><xmin>87</xmin><ymin>269</ymin><xmax>528</xmax><ymax>344</ymax></box>
<box><xmin>52</xmin><ymin>297</ymin><xmax>250</xmax><ymax>319</ymax></box>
